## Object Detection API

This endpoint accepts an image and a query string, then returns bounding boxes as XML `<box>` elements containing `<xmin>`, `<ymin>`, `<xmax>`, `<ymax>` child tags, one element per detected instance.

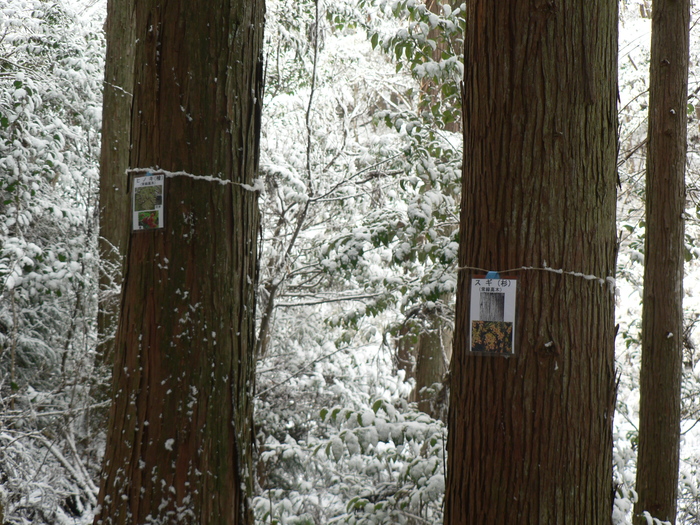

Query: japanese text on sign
<box><xmin>132</xmin><ymin>172</ymin><xmax>165</xmax><ymax>231</ymax></box>
<box><xmin>469</xmin><ymin>276</ymin><xmax>517</xmax><ymax>356</ymax></box>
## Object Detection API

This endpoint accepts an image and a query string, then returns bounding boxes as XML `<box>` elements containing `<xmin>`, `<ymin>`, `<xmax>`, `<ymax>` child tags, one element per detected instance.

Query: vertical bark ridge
<box><xmin>446</xmin><ymin>0</ymin><xmax>617</xmax><ymax>522</ymax></box>
<box><xmin>634</xmin><ymin>0</ymin><xmax>689</xmax><ymax>521</ymax></box>
<box><xmin>94</xmin><ymin>0</ymin><xmax>264</xmax><ymax>524</ymax></box>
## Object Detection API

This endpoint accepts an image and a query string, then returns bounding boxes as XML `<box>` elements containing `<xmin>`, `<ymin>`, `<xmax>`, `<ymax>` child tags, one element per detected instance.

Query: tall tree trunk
<box><xmin>414</xmin><ymin>311</ymin><xmax>451</xmax><ymax>419</ymax></box>
<box><xmin>93</xmin><ymin>0</ymin><xmax>136</xmax><ymax>428</ymax></box>
<box><xmin>445</xmin><ymin>0</ymin><xmax>618</xmax><ymax>523</ymax></box>
<box><xmin>633</xmin><ymin>0</ymin><xmax>689</xmax><ymax>522</ymax></box>
<box><xmin>396</xmin><ymin>305</ymin><xmax>451</xmax><ymax>419</ymax></box>
<box><xmin>93</xmin><ymin>0</ymin><xmax>264</xmax><ymax>523</ymax></box>
<box><xmin>98</xmin><ymin>0</ymin><xmax>135</xmax><ymax>354</ymax></box>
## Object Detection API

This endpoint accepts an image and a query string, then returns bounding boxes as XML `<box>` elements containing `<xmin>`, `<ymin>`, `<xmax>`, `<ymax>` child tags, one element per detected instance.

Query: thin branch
<box><xmin>1</xmin><ymin>400</ymin><xmax>111</xmax><ymax>421</ymax></box>
<box><xmin>256</xmin><ymin>0</ymin><xmax>322</xmax><ymax>357</ymax></box>
<box><xmin>276</xmin><ymin>292</ymin><xmax>384</xmax><ymax>308</ymax></box>
<box><xmin>305</xmin><ymin>0</ymin><xmax>321</xmax><ymax>195</ymax></box>
<box><xmin>29</xmin><ymin>434</ymin><xmax>98</xmax><ymax>505</ymax></box>
<box><xmin>256</xmin><ymin>343</ymin><xmax>348</xmax><ymax>398</ymax></box>
<box><xmin>309</xmin><ymin>153</ymin><xmax>402</xmax><ymax>203</ymax></box>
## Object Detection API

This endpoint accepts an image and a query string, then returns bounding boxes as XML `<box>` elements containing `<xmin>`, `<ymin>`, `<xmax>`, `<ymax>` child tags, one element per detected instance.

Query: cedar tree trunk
<box><xmin>415</xmin><ymin>308</ymin><xmax>451</xmax><ymax>419</ymax></box>
<box><xmin>445</xmin><ymin>1</ymin><xmax>618</xmax><ymax>523</ymax></box>
<box><xmin>98</xmin><ymin>0</ymin><xmax>134</xmax><ymax>273</ymax></box>
<box><xmin>93</xmin><ymin>0</ymin><xmax>264</xmax><ymax>523</ymax></box>
<box><xmin>93</xmin><ymin>0</ymin><xmax>136</xmax><ymax>426</ymax></box>
<box><xmin>633</xmin><ymin>0</ymin><xmax>689</xmax><ymax>522</ymax></box>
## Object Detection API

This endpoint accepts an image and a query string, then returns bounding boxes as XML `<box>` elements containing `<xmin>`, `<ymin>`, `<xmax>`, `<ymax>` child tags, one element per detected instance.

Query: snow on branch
<box><xmin>29</xmin><ymin>433</ymin><xmax>99</xmax><ymax>506</ymax></box>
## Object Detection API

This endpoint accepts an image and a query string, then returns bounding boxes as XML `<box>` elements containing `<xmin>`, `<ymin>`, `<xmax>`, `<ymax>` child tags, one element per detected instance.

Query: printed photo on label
<box><xmin>469</xmin><ymin>276</ymin><xmax>517</xmax><ymax>355</ymax></box>
<box><xmin>132</xmin><ymin>172</ymin><xmax>165</xmax><ymax>231</ymax></box>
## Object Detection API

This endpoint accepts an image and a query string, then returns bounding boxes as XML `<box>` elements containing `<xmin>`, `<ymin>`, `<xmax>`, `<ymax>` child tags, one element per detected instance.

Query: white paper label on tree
<box><xmin>132</xmin><ymin>172</ymin><xmax>165</xmax><ymax>231</ymax></box>
<box><xmin>469</xmin><ymin>275</ymin><xmax>517</xmax><ymax>355</ymax></box>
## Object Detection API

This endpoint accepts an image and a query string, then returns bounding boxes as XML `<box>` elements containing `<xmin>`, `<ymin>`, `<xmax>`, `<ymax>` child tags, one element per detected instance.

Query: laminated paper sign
<box><xmin>132</xmin><ymin>172</ymin><xmax>165</xmax><ymax>231</ymax></box>
<box><xmin>469</xmin><ymin>276</ymin><xmax>517</xmax><ymax>355</ymax></box>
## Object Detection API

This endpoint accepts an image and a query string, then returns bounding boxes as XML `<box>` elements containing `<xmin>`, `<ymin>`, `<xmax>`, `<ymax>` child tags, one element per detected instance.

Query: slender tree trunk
<box><xmin>97</xmin><ymin>0</ymin><xmax>135</xmax><ymax>323</ymax></box>
<box><xmin>445</xmin><ymin>0</ymin><xmax>618</xmax><ymax>523</ymax></box>
<box><xmin>93</xmin><ymin>0</ymin><xmax>136</xmax><ymax>428</ymax></box>
<box><xmin>93</xmin><ymin>0</ymin><xmax>264</xmax><ymax>523</ymax></box>
<box><xmin>396</xmin><ymin>316</ymin><xmax>418</xmax><ymax>384</ymax></box>
<box><xmin>396</xmin><ymin>306</ymin><xmax>451</xmax><ymax>419</ymax></box>
<box><xmin>414</xmin><ymin>312</ymin><xmax>450</xmax><ymax>418</ymax></box>
<box><xmin>633</xmin><ymin>0</ymin><xmax>689</xmax><ymax>522</ymax></box>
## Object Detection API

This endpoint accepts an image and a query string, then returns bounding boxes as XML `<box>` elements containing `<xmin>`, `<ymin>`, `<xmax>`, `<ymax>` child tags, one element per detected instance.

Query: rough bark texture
<box><xmin>93</xmin><ymin>0</ymin><xmax>264</xmax><ymax>523</ymax></box>
<box><xmin>633</xmin><ymin>0</ymin><xmax>689</xmax><ymax>522</ymax></box>
<box><xmin>397</xmin><ymin>309</ymin><xmax>451</xmax><ymax>419</ymax></box>
<box><xmin>445</xmin><ymin>1</ymin><xmax>618</xmax><ymax>523</ymax></box>
<box><xmin>414</xmin><ymin>310</ymin><xmax>451</xmax><ymax>418</ymax></box>
<box><xmin>97</xmin><ymin>0</ymin><xmax>135</xmax><ymax>366</ymax></box>
<box><xmin>396</xmin><ymin>319</ymin><xmax>418</xmax><ymax>383</ymax></box>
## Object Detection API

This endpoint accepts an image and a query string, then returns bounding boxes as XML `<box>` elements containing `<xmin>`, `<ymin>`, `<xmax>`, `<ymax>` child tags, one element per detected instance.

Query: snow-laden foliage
<box><xmin>5</xmin><ymin>0</ymin><xmax>700</xmax><ymax>524</ymax></box>
<box><xmin>328</xmin><ymin>0</ymin><xmax>465</xmax><ymax>130</ymax></box>
<box><xmin>256</xmin><ymin>397</ymin><xmax>445</xmax><ymax>525</ymax></box>
<box><xmin>257</xmin><ymin>0</ymin><xmax>462</xmax><ymax>398</ymax></box>
<box><xmin>0</xmin><ymin>1</ymin><xmax>104</xmax><ymax>523</ymax></box>
<box><xmin>254</xmin><ymin>1</ymin><xmax>460</xmax><ymax>522</ymax></box>
<box><xmin>253</xmin><ymin>303</ymin><xmax>444</xmax><ymax>524</ymax></box>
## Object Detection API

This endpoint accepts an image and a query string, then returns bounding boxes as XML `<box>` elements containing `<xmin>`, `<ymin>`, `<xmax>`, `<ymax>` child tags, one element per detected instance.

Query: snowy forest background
<box><xmin>1</xmin><ymin>0</ymin><xmax>700</xmax><ymax>523</ymax></box>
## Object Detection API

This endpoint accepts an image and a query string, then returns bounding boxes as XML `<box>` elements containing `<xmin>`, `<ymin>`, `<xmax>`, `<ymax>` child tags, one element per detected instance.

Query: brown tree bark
<box><xmin>97</xmin><ymin>0</ymin><xmax>135</xmax><ymax>347</ymax></box>
<box><xmin>93</xmin><ymin>0</ymin><xmax>264</xmax><ymax>523</ymax></box>
<box><xmin>93</xmin><ymin>0</ymin><xmax>136</xmax><ymax>429</ymax></box>
<box><xmin>397</xmin><ymin>306</ymin><xmax>451</xmax><ymax>420</ymax></box>
<box><xmin>633</xmin><ymin>0</ymin><xmax>689</xmax><ymax>522</ymax></box>
<box><xmin>414</xmin><ymin>312</ymin><xmax>451</xmax><ymax>418</ymax></box>
<box><xmin>445</xmin><ymin>0</ymin><xmax>618</xmax><ymax>523</ymax></box>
